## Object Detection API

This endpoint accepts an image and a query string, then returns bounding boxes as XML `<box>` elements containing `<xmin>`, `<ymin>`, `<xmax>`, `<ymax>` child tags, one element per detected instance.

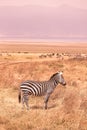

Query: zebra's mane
<box><xmin>49</xmin><ymin>73</ymin><xmax>58</xmax><ymax>80</ymax></box>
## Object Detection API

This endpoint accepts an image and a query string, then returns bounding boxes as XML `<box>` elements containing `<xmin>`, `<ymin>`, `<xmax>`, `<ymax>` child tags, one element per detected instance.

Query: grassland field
<box><xmin>0</xmin><ymin>42</ymin><xmax>87</xmax><ymax>130</ymax></box>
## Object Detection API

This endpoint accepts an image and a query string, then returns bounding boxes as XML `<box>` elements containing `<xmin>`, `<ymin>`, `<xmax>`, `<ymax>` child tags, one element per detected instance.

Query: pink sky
<box><xmin>0</xmin><ymin>0</ymin><xmax>87</xmax><ymax>41</ymax></box>
<box><xmin>0</xmin><ymin>0</ymin><xmax>87</xmax><ymax>9</ymax></box>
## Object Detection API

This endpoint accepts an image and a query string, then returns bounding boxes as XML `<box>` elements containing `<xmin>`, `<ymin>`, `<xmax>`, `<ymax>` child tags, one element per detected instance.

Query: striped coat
<box><xmin>18</xmin><ymin>72</ymin><xmax>66</xmax><ymax>110</ymax></box>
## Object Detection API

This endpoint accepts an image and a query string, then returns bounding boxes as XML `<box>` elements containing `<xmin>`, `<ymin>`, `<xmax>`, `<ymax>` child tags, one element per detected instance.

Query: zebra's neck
<box><xmin>54</xmin><ymin>79</ymin><xmax>59</xmax><ymax>86</ymax></box>
<box><xmin>49</xmin><ymin>78</ymin><xmax>59</xmax><ymax>88</ymax></box>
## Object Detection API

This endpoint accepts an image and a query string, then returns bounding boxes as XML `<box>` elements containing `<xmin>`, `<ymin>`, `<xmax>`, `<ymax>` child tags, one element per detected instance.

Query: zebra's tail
<box><xmin>18</xmin><ymin>89</ymin><xmax>21</xmax><ymax>103</ymax></box>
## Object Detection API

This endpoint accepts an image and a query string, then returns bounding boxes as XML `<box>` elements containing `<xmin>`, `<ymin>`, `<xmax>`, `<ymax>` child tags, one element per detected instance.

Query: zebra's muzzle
<box><xmin>63</xmin><ymin>82</ymin><xmax>66</xmax><ymax>86</ymax></box>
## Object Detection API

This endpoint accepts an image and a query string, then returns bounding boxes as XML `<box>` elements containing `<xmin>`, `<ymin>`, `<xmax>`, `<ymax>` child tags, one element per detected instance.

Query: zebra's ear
<box><xmin>58</xmin><ymin>71</ymin><xmax>63</xmax><ymax>75</ymax></box>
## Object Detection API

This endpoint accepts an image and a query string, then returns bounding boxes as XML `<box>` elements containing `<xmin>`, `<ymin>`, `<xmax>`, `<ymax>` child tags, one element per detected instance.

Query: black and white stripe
<box><xmin>20</xmin><ymin>81</ymin><xmax>47</xmax><ymax>96</ymax></box>
<box><xmin>18</xmin><ymin>72</ymin><xmax>66</xmax><ymax>110</ymax></box>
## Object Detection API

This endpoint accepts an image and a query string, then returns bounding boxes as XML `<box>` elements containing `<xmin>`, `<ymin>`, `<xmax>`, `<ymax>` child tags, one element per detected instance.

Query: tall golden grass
<box><xmin>0</xmin><ymin>43</ymin><xmax>87</xmax><ymax>130</ymax></box>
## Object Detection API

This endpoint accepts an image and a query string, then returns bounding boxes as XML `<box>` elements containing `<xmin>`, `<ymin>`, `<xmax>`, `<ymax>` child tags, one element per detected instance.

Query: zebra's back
<box><xmin>20</xmin><ymin>80</ymin><xmax>48</xmax><ymax>96</ymax></box>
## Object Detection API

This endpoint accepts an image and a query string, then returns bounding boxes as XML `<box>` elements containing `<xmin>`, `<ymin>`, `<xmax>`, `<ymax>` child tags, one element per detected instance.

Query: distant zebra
<box><xmin>18</xmin><ymin>72</ymin><xmax>66</xmax><ymax>110</ymax></box>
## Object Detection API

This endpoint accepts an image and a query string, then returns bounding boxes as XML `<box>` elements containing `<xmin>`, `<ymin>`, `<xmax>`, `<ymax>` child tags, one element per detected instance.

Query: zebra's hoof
<box><xmin>44</xmin><ymin>106</ymin><xmax>47</xmax><ymax>110</ymax></box>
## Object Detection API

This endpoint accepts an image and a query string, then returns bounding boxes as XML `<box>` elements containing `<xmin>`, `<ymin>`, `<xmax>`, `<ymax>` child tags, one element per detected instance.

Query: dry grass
<box><xmin>0</xmin><ymin>42</ymin><xmax>87</xmax><ymax>130</ymax></box>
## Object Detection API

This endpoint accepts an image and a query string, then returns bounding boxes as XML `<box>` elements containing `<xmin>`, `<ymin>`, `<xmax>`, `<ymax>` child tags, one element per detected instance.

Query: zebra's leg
<box><xmin>22</xmin><ymin>96</ymin><xmax>25</xmax><ymax>109</ymax></box>
<box><xmin>25</xmin><ymin>95</ymin><xmax>29</xmax><ymax>110</ymax></box>
<box><xmin>44</xmin><ymin>93</ymin><xmax>50</xmax><ymax>109</ymax></box>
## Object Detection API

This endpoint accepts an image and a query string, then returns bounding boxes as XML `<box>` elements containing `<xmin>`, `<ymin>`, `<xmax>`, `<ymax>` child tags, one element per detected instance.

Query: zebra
<box><xmin>18</xmin><ymin>71</ymin><xmax>66</xmax><ymax>110</ymax></box>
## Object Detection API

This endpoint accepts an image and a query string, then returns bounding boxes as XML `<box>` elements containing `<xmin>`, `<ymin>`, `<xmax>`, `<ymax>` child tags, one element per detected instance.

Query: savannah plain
<box><xmin>0</xmin><ymin>42</ymin><xmax>87</xmax><ymax>130</ymax></box>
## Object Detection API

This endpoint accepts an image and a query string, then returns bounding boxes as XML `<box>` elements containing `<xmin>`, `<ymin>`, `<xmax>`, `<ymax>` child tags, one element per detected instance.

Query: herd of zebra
<box><xmin>18</xmin><ymin>71</ymin><xmax>66</xmax><ymax>110</ymax></box>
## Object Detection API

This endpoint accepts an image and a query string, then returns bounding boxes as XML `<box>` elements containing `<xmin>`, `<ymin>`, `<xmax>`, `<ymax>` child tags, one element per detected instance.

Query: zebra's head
<box><xmin>57</xmin><ymin>71</ymin><xmax>66</xmax><ymax>86</ymax></box>
<box><xmin>50</xmin><ymin>71</ymin><xmax>66</xmax><ymax>86</ymax></box>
